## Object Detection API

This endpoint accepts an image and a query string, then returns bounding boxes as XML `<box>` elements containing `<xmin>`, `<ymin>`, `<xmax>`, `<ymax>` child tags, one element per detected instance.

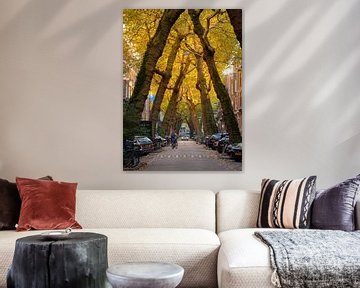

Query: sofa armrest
<box><xmin>356</xmin><ymin>200</ymin><xmax>360</xmax><ymax>230</ymax></box>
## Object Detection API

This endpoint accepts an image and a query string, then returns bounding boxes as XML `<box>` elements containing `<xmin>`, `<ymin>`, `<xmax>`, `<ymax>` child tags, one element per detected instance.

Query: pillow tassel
<box><xmin>271</xmin><ymin>269</ymin><xmax>281</xmax><ymax>288</ymax></box>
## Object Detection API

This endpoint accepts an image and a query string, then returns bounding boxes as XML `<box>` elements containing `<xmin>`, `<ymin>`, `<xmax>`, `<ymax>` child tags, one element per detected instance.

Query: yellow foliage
<box><xmin>123</xmin><ymin>9</ymin><xmax>242</xmax><ymax>120</ymax></box>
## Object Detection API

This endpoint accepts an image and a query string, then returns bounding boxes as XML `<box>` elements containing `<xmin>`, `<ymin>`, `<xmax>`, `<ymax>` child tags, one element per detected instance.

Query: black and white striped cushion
<box><xmin>257</xmin><ymin>176</ymin><xmax>317</xmax><ymax>229</ymax></box>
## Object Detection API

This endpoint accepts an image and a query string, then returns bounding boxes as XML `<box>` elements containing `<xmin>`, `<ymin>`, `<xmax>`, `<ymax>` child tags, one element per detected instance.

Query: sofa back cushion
<box><xmin>76</xmin><ymin>190</ymin><xmax>216</xmax><ymax>231</ymax></box>
<box><xmin>216</xmin><ymin>190</ymin><xmax>260</xmax><ymax>233</ymax></box>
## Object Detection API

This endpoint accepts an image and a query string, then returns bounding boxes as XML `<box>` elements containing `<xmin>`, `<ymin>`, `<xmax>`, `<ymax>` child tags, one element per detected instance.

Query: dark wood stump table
<box><xmin>7</xmin><ymin>232</ymin><xmax>108</xmax><ymax>288</ymax></box>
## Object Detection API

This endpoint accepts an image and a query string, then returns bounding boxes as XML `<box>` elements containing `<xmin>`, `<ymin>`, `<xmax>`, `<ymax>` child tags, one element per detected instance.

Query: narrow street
<box><xmin>140</xmin><ymin>140</ymin><xmax>241</xmax><ymax>171</ymax></box>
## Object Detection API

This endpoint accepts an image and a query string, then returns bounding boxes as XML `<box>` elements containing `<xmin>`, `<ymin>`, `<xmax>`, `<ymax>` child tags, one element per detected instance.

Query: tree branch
<box><xmin>207</xmin><ymin>78</ymin><xmax>212</xmax><ymax>92</ymax></box>
<box><xmin>185</xmin><ymin>66</ymin><xmax>196</xmax><ymax>75</ymax></box>
<box><xmin>154</xmin><ymin>68</ymin><xmax>166</xmax><ymax>77</ymax></box>
<box><xmin>204</xmin><ymin>9</ymin><xmax>221</xmax><ymax>39</ymax></box>
<box><xmin>184</xmin><ymin>42</ymin><xmax>202</xmax><ymax>57</ymax></box>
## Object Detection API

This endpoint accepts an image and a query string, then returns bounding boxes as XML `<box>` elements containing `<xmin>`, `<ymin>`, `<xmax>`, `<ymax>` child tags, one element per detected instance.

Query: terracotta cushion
<box><xmin>16</xmin><ymin>177</ymin><xmax>81</xmax><ymax>231</ymax></box>
<box><xmin>0</xmin><ymin>176</ymin><xmax>52</xmax><ymax>230</ymax></box>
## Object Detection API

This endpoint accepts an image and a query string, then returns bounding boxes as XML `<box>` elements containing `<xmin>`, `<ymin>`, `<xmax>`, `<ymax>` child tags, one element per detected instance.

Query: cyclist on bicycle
<box><xmin>170</xmin><ymin>131</ymin><xmax>178</xmax><ymax>149</ymax></box>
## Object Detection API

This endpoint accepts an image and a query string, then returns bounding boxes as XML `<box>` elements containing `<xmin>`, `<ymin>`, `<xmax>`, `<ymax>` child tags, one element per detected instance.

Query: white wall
<box><xmin>0</xmin><ymin>0</ymin><xmax>359</xmax><ymax>191</ymax></box>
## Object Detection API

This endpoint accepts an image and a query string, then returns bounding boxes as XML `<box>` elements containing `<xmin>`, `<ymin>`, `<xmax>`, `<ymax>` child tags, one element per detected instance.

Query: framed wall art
<box><xmin>123</xmin><ymin>9</ymin><xmax>242</xmax><ymax>171</ymax></box>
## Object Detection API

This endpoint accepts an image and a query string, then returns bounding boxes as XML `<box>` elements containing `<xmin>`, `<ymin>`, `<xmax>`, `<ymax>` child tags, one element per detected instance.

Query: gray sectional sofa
<box><xmin>0</xmin><ymin>189</ymin><xmax>359</xmax><ymax>288</ymax></box>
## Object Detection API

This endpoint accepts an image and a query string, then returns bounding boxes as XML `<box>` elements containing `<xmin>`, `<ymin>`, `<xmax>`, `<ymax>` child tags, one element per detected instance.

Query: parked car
<box><xmin>133</xmin><ymin>136</ymin><xmax>154</xmax><ymax>155</ymax></box>
<box><xmin>228</xmin><ymin>143</ymin><xmax>242</xmax><ymax>161</ymax></box>
<box><xmin>217</xmin><ymin>135</ymin><xmax>230</xmax><ymax>153</ymax></box>
<box><xmin>181</xmin><ymin>135</ymin><xmax>189</xmax><ymax>141</ymax></box>
<box><xmin>208</xmin><ymin>133</ymin><xmax>228</xmax><ymax>150</ymax></box>
<box><xmin>203</xmin><ymin>135</ymin><xmax>210</xmax><ymax>146</ymax></box>
<box><xmin>153</xmin><ymin>136</ymin><xmax>167</xmax><ymax>149</ymax></box>
<box><xmin>225</xmin><ymin>143</ymin><xmax>234</xmax><ymax>155</ymax></box>
<box><xmin>156</xmin><ymin>136</ymin><xmax>167</xmax><ymax>147</ymax></box>
<box><xmin>152</xmin><ymin>137</ymin><xmax>162</xmax><ymax>150</ymax></box>
<box><xmin>225</xmin><ymin>143</ymin><xmax>237</xmax><ymax>156</ymax></box>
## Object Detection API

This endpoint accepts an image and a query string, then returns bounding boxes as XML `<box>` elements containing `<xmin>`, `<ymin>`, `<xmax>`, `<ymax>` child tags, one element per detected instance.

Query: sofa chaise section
<box><xmin>216</xmin><ymin>189</ymin><xmax>360</xmax><ymax>288</ymax></box>
<box><xmin>216</xmin><ymin>190</ymin><xmax>273</xmax><ymax>288</ymax></box>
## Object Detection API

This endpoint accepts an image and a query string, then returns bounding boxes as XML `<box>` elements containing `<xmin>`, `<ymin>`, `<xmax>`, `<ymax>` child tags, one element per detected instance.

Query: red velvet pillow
<box><xmin>0</xmin><ymin>176</ymin><xmax>52</xmax><ymax>230</ymax></box>
<box><xmin>16</xmin><ymin>177</ymin><xmax>82</xmax><ymax>231</ymax></box>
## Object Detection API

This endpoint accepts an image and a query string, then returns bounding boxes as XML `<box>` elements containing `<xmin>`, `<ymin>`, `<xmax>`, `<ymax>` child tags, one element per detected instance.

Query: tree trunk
<box><xmin>195</xmin><ymin>55</ymin><xmax>218</xmax><ymax>136</ymax></box>
<box><xmin>226</xmin><ymin>9</ymin><xmax>242</xmax><ymax>48</ymax></box>
<box><xmin>189</xmin><ymin>10</ymin><xmax>242</xmax><ymax>143</ymax></box>
<box><xmin>174</xmin><ymin>113</ymin><xmax>183</xmax><ymax>134</ymax></box>
<box><xmin>160</xmin><ymin>59</ymin><xmax>190</xmax><ymax>136</ymax></box>
<box><xmin>123</xmin><ymin>9</ymin><xmax>184</xmax><ymax>139</ymax></box>
<box><xmin>185</xmin><ymin>97</ymin><xmax>200</xmax><ymax>137</ymax></box>
<box><xmin>186</xmin><ymin>118</ymin><xmax>194</xmax><ymax>138</ymax></box>
<box><xmin>150</xmin><ymin>34</ymin><xmax>184</xmax><ymax>138</ymax></box>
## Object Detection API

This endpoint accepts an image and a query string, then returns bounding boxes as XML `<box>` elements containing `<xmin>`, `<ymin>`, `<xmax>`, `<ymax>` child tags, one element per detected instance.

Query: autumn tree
<box><xmin>160</xmin><ymin>56</ymin><xmax>191</xmax><ymax>136</ymax></box>
<box><xmin>123</xmin><ymin>10</ymin><xmax>163</xmax><ymax>74</ymax></box>
<box><xmin>183</xmin><ymin>36</ymin><xmax>218</xmax><ymax>137</ymax></box>
<box><xmin>123</xmin><ymin>9</ymin><xmax>184</xmax><ymax>139</ymax></box>
<box><xmin>150</xmin><ymin>33</ymin><xmax>184</xmax><ymax>138</ymax></box>
<box><xmin>123</xmin><ymin>9</ymin><xmax>242</xmax><ymax>143</ymax></box>
<box><xmin>188</xmin><ymin>9</ymin><xmax>242</xmax><ymax>143</ymax></box>
<box><xmin>184</xmin><ymin>88</ymin><xmax>201</xmax><ymax>136</ymax></box>
<box><xmin>226</xmin><ymin>9</ymin><xmax>242</xmax><ymax>48</ymax></box>
<box><xmin>195</xmin><ymin>55</ymin><xmax>218</xmax><ymax>136</ymax></box>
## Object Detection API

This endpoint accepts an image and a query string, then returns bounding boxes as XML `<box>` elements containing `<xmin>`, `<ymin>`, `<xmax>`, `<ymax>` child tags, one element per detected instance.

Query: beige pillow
<box><xmin>257</xmin><ymin>176</ymin><xmax>316</xmax><ymax>229</ymax></box>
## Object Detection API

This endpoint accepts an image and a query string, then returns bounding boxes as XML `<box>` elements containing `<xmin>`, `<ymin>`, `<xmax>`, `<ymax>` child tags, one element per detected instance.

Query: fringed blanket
<box><xmin>255</xmin><ymin>230</ymin><xmax>360</xmax><ymax>288</ymax></box>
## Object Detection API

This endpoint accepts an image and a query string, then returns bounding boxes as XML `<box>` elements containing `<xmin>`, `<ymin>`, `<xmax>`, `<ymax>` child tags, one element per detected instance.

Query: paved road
<box><xmin>140</xmin><ymin>140</ymin><xmax>242</xmax><ymax>171</ymax></box>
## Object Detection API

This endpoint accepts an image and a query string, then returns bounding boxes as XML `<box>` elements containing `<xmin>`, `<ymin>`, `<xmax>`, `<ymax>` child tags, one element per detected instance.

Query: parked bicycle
<box><xmin>123</xmin><ymin>140</ymin><xmax>140</xmax><ymax>169</ymax></box>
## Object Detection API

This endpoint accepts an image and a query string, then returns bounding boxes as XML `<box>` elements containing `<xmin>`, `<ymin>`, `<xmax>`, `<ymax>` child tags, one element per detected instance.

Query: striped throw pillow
<box><xmin>257</xmin><ymin>176</ymin><xmax>317</xmax><ymax>229</ymax></box>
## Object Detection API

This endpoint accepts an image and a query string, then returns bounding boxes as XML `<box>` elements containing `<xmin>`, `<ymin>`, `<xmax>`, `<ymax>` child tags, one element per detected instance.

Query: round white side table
<box><xmin>106</xmin><ymin>262</ymin><xmax>184</xmax><ymax>288</ymax></box>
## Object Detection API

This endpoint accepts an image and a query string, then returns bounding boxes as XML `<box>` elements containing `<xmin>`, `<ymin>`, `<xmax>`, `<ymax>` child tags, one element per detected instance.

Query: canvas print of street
<box><xmin>123</xmin><ymin>9</ymin><xmax>242</xmax><ymax>171</ymax></box>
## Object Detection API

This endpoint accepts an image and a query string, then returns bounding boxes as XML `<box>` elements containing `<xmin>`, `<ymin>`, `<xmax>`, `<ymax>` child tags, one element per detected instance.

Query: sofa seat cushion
<box><xmin>218</xmin><ymin>228</ymin><xmax>281</xmax><ymax>288</ymax></box>
<box><xmin>101</xmin><ymin>228</ymin><xmax>220</xmax><ymax>288</ymax></box>
<box><xmin>0</xmin><ymin>228</ymin><xmax>219</xmax><ymax>288</ymax></box>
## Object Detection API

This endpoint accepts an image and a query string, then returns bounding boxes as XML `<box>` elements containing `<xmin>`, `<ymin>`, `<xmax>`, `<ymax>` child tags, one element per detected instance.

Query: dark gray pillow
<box><xmin>311</xmin><ymin>174</ymin><xmax>360</xmax><ymax>231</ymax></box>
<box><xmin>0</xmin><ymin>179</ymin><xmax>20</xmax><ymax>230</ymax></box>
